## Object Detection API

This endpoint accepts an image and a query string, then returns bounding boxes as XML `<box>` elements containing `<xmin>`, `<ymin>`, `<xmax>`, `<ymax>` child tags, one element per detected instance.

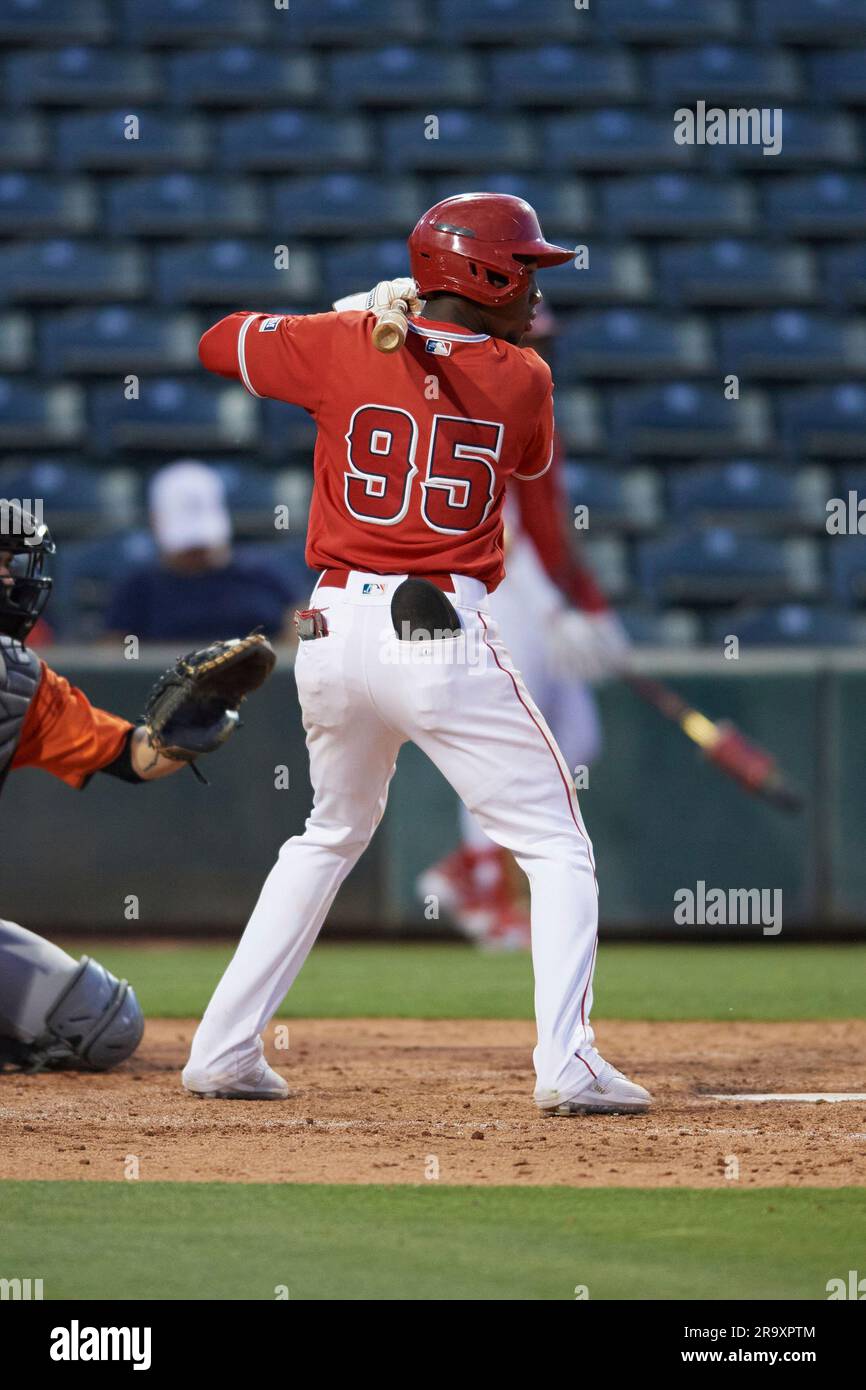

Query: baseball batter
<box><xmin>185</xmin><ymin>194</ymin><xmax>651</xmax><ymax>1114</ymax></box>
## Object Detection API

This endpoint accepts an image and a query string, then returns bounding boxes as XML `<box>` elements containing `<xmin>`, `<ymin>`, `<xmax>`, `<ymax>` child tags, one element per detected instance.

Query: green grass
<box><xmin>59</xmin><ymin>940</ymin><xmax>866</xmax><ymax>1021</ymax></box>
<box><xmin>0</xmin><ymin>1182</ymin><xmax>862</xmax><ymax>1300</ymax></box>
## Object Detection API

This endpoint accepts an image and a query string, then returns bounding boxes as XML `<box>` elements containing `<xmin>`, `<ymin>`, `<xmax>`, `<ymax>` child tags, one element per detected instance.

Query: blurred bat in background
<box><xmin>625</xmin><ymin>673</ymin><xmax>804</xmax><ymax>813</ymax></box>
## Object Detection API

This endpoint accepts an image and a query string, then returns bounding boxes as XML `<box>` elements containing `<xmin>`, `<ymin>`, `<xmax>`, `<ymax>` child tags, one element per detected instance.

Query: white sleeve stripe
<box><xmin>513</xmin><ymin>434</ymin><xmax>554</xmax><ymax>481</ymax></box>
<box><xmin>237</xmin><ymin>314</ymin><xmax>263</xmax><ymax>398</ymax></box>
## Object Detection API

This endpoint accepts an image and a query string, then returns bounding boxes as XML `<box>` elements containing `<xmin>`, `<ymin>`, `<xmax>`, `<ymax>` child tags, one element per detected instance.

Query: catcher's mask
<box><xmin>0</xmin><ymin>501</ymin><xmax>55</xmax><ymax>642</ymax></box>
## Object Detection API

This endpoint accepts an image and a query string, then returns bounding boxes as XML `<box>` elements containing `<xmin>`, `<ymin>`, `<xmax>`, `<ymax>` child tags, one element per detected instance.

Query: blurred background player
<box><xmin>418</xmin><ymin>305</ymin><xmax>630</xmax><ymax>948</ymax></box>
<box><xmin>104</xmin><ymin>460</ymin><xmax>297</xmax><ymax>645</ymax></box>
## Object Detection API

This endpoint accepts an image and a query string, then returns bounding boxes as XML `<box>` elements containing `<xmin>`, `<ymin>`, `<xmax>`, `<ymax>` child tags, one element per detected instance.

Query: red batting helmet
<box><xmin>408</xmin><ymin>193</ymin><xmax>573</xmax><ymax>308</ymax></box>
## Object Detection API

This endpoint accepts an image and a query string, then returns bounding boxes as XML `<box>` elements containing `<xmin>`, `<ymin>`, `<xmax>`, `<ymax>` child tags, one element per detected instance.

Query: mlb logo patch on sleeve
<box><xmin>425</xmin><ymin>338</ymin><xmax>452</xmax><ymax>356</ymax></box>
<box><xmin>259</xmin><ymin>317</ymin><xmax>282</xmax><ymax>332</ymax></box>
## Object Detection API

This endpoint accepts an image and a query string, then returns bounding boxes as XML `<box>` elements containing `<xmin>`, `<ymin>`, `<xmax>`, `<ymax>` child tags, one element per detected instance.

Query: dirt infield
<box><xmin>2</xmin><ymin>1019</ymin><xmax>865</xmax><ymax>1187</ymax></box>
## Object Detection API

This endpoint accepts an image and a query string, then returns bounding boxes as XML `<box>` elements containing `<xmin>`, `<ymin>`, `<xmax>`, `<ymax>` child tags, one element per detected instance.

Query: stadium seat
<box><xmin>0</xmin><ymin>460</ymin><xmax>137</xmax><ymax>537</ymax></box>
<box><xmin>274</xmin><ymin>0</ymin><xmax>428</xmax><ymax>46</ymax></box>
<box><xmin>618</xmin><ymin>607</ymin><xmax>701</xmax><ymax>646</ymax></box>
<box><xmin>602</xmin><ymin>175</ymin><xmax>755</xmax><ymax>236</ymax></box>
<box><xmin>824</xmin><ymin>244</ymin><xmax>866</xmax><ymax>309</ymax></box>
<box><xmin>261</xmin><ymin>399</ymin><xmax>318</xmax><ymax>462</ymax></box>
<box><xmin>543</xmin><ymin>111</ymin><xmax>693</xmax><ymax>172</ymax></box>
<box><xmin>50</xmin><ymin>530</ymin><xmax>157</xmax><ymax>640</ymax></box>
<box><xmin>0</xmin><ymin>241</ymin><xmax>145</xmax><ymax>303</ymax></box>
<box><xmin>39</xmin><ymin>307</ymin><xmax>199</xmax><ymax>376</ymax></box>
<box><xmin>4</xmin><ymin>47</ymin><xmax>161</xmax><ymax>106</ymax></box>
<box><xmin>658</xmin><ymin>240</ymin><xmax>816</xmax><ymax>308</ymax></box>
<box><xmin>564</xmin><ymin>462</ymin><xmax>661</xmax><ymax>531</ymax></box>
<box><xmin>719</xmin><ymin>311</ymin><xmax>866</xmax><ymax>378</ymax></box>
<box><xmin>322</xmin><ymin>240</ymin><xmax>411</xmax><ymax>303</ymax></box>
<box><xmin>0</xmin><ymin>0</ymin><xmax>110</xmax><ymax>44</ymax></box>
<box><xmin>209</xmin><ymin>463</ymin><xmax>281</xmax><ymax>534</ymax></box>
<box><xmin>765</xmin><ymin>176</ymin><xmax>866</xmax><ymax>237</ymax></box>
<box><xmin>0</xmin><ymin>115</ymin><xmax>47</xmax><ymax>169</ymax></box>
<box><xmin>839</xmin><ymin>466</ymin><xmax>866</xmax><ymax>500</ymax></box>
<box><xmin>830</xmin><ymin>538</ymin><xmax>866</xmax><ymax>605</ymax></box>
<box><xmin>581</xmin><ymin>536</ymin><xmax>631</xmax><ymax>602</ymax></box>
<box><xmin>555</xmin><ymin>310</ymin><xmax>712</xmax><ymax>381</ymax></box>
<box><xmin>0</xmin><ymin>313</ymin><xmax>31</xmax><ymax>370</ymax></box>
<box><xmin>56</xmin><ymin>112</ymin><xmax>209</xmax><ymax>171</ymax></box>
<box><xmin>328</xmin><ymin>48</ymin><xmax>480</xmax><ymax>107</ymax></box>
<box><xmin>648</xmin><ymin>44</ymin><xmax>801</xmax><ymax>104</ymax></box>
<box><xmin>88</xmin><ymin>379</ymin><xmax>258</xmax><ymax>456</ymax></box>
<box><xmin>487</xmin><ymin>46</ymin><xmax>638</xmax><ymax>106</ymax></box>
<box><xmin>436</xmin><ymin>0</ymin><xmax>583</xmax><ymax>44</ymax></box>
<box><xmin>0</xmin><ymin>379</ymin><xmax>83</xmax><ymax>448</ymax></box>
<box><xmin>780</xmin><ymin>384</ymin><xmax>866</xmax><ymax>457</ymax></box>
<box><xmin>708</xmin><ymin>604</ymin><xmax>858</xmax><ymax>647</ymax></box>
<box><xmin>533</xmin><ymin>245</ymin><xmax>653</xmax><ymax>306</ymax></box>
<box><xmin>636</xmin><ymin>529</ymin><xmax>821</xmax><ymax>604</ymax></box>
<box><xmin>704</xmin><ymin>110</ymin><xmax>859</xmax><ymax>171</ymax></box>
<box><xmin>0</xmin><ymin>173</ymin><xmax>96</xmax><ymax>234</ymax></box>
<box><xmin>121</xmin><ymin>0</ymin><xmax>270</xmax><ymax>44</ymax></box>
<box><xmin>810</xmin><ymin>50</ymin><xmax>866</xmax><ymax>104</ymax></box>
<box><xmin>166</xmin><ymin>47</ymin><xmax>318</xmax><ymax>107</ymax></box>
<box><xmin>106</xmin><ymin>174</ymin><xmax>263</xmax><ymax>237</ymax></box>
<box><xmin>271</xmin><ymin>175</ymin><xmax>424</xmax><ymax>237</ymax></box>
<box><xmin>667</xmin><ymin>462</ymin><xmax>831</xmax><ymax>530</ymax></box>
<box><xmin>610</xmin><ymin>383</ymin><xmax>772</xmax><ymax>459</ymax></box>
<box><xmin>600</xmin><ymin>0</ymin><xmax>741</xmax><ymax>44</ymax></box>
<box><xmin>218</xmin><ymin>111</ymin><xmax>371</xmax><ymax>172</ymax></box>
<box><xmin>382</xmin><ymin>111</ymin><xmax>533</xmax><ymax>171</ymax></box>
<box><xmin>755</xmin><ymin>0</ymin><xmax>866</xmax><ymax>45</ymax></box>
<box><xmin>154</xmin><ymin>240</ymin><xmax>319</xmax><ymax>306</ymax></box>
<box><xmin>429</xmin><ymin>174</ymin><xmax>591</xmax><ymax>238</ymax></box>
<box><xmin>552</xmin><ymin>389</ymin><xmax>606</xmax><ymax>455</ymax></box>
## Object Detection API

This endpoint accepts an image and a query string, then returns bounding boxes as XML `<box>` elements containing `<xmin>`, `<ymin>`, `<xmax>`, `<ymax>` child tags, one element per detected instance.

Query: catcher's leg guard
<box><xmin>390</xmin><ymin>577</ymin><xmax>462</xmax><ymax>641</ymax></box>
<box><xmin>0</xmin><ymin>920</ymin><xmax>143</xmax><ymax>1072</ymax></box>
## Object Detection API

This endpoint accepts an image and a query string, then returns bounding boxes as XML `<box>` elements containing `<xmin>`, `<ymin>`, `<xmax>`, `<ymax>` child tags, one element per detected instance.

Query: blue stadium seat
<box><xmin>581</xmin><ymin>536</ymin><xmax>631</xmax><ymax>601</ymax></box>
<box><xmin>610</xmin><ymin>383</ymin><xmax>772</xmax><ymax>458</ymax></box>
<box><xmin>39</xmin><ymin>308</ymin><xmax>199</xmax><ymax>375</ymax></box>
<box><xmin>328</xmin><ymin>48</ymin><xmax>479</xmax><ymax>107</ymax></box>
<box><xmin>649</xmin><ymin>45</ymin><xmax>801</xmax><ymax>104</ymax></box>
<box><xmin>436</xmin><ymin>0</ymin><xmax>583</xmax><ymax>44</ymax></box>
<box><xmin>0</xmin><ymin>460</ymin><xmax>134</xmax><ymax>537</ymax></box>
<box><xmin>0</xmin><ymin>313</ymin><xmax>32</xmax><ymax>370</ymax></box>
<box><xmin>824</xmin><ymin>244</ymin><xmax>866</xmax><ymax>309</ymax></box>
<box><xmin>56</xmin><ymin>112</ymin><xmax>209</xmax><ymax>171</ymax></box>
<box><xmin>719</xmin><ymin>311</ymin><xmax>866</xmax><ymax>378</ymax></box>
<box><xmin>210</xmin><ymin>463</ymin><xmax>280</xmax><ymax>533</ymax></box>
<box><xmin>704</xmin><ymin>110</ymin><xmax>859</xmax><ymax>171</ymax></box>
<box><xmin>0</xmin><ymin>0</ymin><xmax>109</xmax><ymax>43</ymax></box>
<box><xmin>780</xmin><ymin>384</ymin><xmax>866</xmax><ymax>457</ymax></box>
<box><xmin>603</xmin><ymin>175</ymin><xmax>755</xmax><ymax>236</ymax></box>
<box><xmin>121</xmin><ymin>0</ymin><xmax>269</xmax><ymax>44</ymax></box>
<box><xmin>830</xmin><ymin>539</ymin><xmax>866</xmax><ymax>605</ymax></box>
<box><xmin>765</xmin><ymin>175</ymin><xmax>866</xmax><ymax>237</ymax></box>
<box><xmin>322</xmin><ymin>241</ymin><xmax>412</xmax><ymax>303</ymax></box>
<box><xmin>667</xmin><ymin>462</ymin><xmax>830</xmax><ymax>530</ymax></box>
<box><xmin>601</xmin><ymin>0</ymin><xmax>741</xmax><ymax>43</ymax></box>
<box><xmin>0</xmin><ymin>173</ymin><xmax>96</xmax><ymax>234</ymax></box>
<box><xmin>155</xmin><ymin>240</ymin><xmax>319</xmax><ymax>306</ymax></box>
<box><xmin>51</xmin><ymin>530</ymin><xmax>157</xmax><ymax>640</ymax></box>
<box><xmin>0</xmin><ymin>241</ymin><xmax>144</xmax><ymax>303</ymax></box>
<box><xmin>538</xmin><ymin>245</ymin><xmax>653</xmax><ymax>306</ymax></box>
<box><xmin>564</xmin><ymin>462</ymin><xmax>661</xmax><ymax>531</ymax></box>
<box><xmin>555</xmin><ymin>310</ymin><xmax>712</xmax><ymax>381</ymax></box>
<box><xmin>810</xmin><ymin>50</ymin><xmax>866</xmax><ymax>104</ymax></box>
<box><xmin>839</xmin><ymin>466</ymin><xmax>866</xmax><ymax>499</ymax></box>
<box><xmin>709</xmin><ymin>604</ymin><xmax>858</xmax><ymax>647</ymax></box>
<box><xmin>261</xmin><ymin>399</ymin><xmax>319</xmax><ymax>461</ymax></box>
<box><xmin>488</xmin><ymin>46</ymin><xmax>638</xmax><ymax>106</ymax></box>
<box><xmin>543</xmin><ymin>111</ymin><xmax>693</xmax><ymax>172</ymax></box>
<box><xmin>0</xmin><ymin>115</ymin><xmax>47</xmax><ymax>169</ymax></box>
<box><xmin>234</xmin><ymin>540</ymin><xmax>313</xmax><ymax>602</ymax></box>
<box><xmin>106</xmin><ymin>174</ymin><xmax>263</xmax><ymax>237</ymax></box>
<box><xmin>166</xmin><ymin>47</ymin><xmax>318</xmax><ymax>107</ymax></box>
<box><xmin>637</xmin><ymin>529</ymin><xmax>820</xmax><ymax>604</ymax></box>
<box><xmin>5</xmin><ymin>48</ymin><xmax>161</xmax><ymax>106</ymax></box>
<box><xmin>382</xmin><ymin>111</ymin><xmax>533</xmax><ymax>171</ymax></box>
<box><xmin>273</xmin><ymin>0</ymin><xmax>428</xmax><ymax>45</ymax></box>
<box><xmin>659</xmin><ymin>240</ymin><xmax>816</xmax><ymax>308</ymax></box>
<box><xmin>88</xmin><ymin>379</ymin><xmax>258</xmax><ymax>455</ymax></box>
<box><xmin>0</xmin><ymin>380</ymin><xmax>83</xmax><ymax>448</ymax></box>
<box><xmin>218</xmin><ymin>111</ymin><xmax>370</xmax><ymax>172</ymax></box>
<box><xmin>429</xmin><ymin>174</ymin><xmax>591</xmax><ymax>238</ymax></box>
<box><xmin>271</xmin><ymin>175</ymin><xmax>424</xmax><ymax>237</ymax></box>
<box><xmin>756</xmin><ymin>0</ymin><xmax>866</xmax><ymax>44</ymax></box>
<box><xmin>618</xmin><ymin>607</ymin><xmax>701</xmax><ymax>645</ymax></box>
<box><xmin>551</xmin><ymin>389</ymin><xmax>606</xmax><ymax>455</ymax></box>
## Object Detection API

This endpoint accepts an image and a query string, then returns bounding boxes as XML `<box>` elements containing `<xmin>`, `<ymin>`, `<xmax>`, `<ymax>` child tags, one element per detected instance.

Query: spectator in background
<box><xmin>104</xmin><ymin>460</ymin><xmax>297</xmax><ymax>644</ymax></box>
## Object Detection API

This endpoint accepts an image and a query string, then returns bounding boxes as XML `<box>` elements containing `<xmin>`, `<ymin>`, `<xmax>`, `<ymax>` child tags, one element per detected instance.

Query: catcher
<box><xmin>0</xmin><ymin>502</ymin><xmax>275</xmax><ymax>1073</ymax></box>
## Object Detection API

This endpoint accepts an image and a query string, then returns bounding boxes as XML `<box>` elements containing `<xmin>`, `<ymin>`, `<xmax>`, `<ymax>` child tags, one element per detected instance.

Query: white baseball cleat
<box><xmin>182</xmin><ymin>1058</ymin><xmax>290</xmax><ymax>1101</ymax></box>
<box><xmin>536</xmin><ymin>1060</ymin><xmax>652</xmax><ymax>1116</ymax></box>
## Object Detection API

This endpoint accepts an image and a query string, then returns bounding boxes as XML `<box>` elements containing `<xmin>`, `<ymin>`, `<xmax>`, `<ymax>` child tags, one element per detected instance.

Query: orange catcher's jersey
<box><xmin>12</xmin><ymin>663</ymin><xmax>132</xmax><ymax>789</ymax></box>
<box><xmin>199</xmin><ymin>310</ymin><xmax>556</xmax><ymax>591</ymax></box>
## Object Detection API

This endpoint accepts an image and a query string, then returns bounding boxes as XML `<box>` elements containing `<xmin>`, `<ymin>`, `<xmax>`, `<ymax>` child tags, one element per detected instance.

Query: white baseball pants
<box><xmin>185</xmin><ymin>570</ymin><xmax>601</xmax><ymax>1106</ymax></box>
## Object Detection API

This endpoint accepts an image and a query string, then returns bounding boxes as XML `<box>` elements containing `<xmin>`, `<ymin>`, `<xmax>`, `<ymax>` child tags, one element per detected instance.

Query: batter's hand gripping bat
<box><xmin>372</xmin><ymin>298</ymin><xmax>410</xmax><ymax>354</ymax></box>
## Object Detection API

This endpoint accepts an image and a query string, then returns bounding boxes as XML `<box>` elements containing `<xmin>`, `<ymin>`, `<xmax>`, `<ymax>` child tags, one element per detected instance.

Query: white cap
<box><xmin>149</xmin><ymin>460</ymin><xmax>231</xmax><ymax>555</ymax></box>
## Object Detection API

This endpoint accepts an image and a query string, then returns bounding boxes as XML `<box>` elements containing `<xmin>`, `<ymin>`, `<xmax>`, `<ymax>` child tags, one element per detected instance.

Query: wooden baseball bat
<box><xmin>372</xmin><ymin>298</ymin><xmax>410</xmax><ymax>353</ymax></box>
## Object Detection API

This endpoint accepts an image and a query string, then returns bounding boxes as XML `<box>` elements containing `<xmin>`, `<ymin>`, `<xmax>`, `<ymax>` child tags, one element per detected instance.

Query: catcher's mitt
<box><xmin>143</xmin><ymin>633</ymin><xmax>276</xmax><ymax>765</ymax></box>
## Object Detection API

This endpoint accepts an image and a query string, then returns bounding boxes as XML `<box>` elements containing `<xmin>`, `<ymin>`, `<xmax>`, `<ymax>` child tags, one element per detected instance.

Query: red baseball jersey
<box><xmin>199</xmin><ymin>310</ymin><xmax>555</xmax><ymax>591</ymax></box>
